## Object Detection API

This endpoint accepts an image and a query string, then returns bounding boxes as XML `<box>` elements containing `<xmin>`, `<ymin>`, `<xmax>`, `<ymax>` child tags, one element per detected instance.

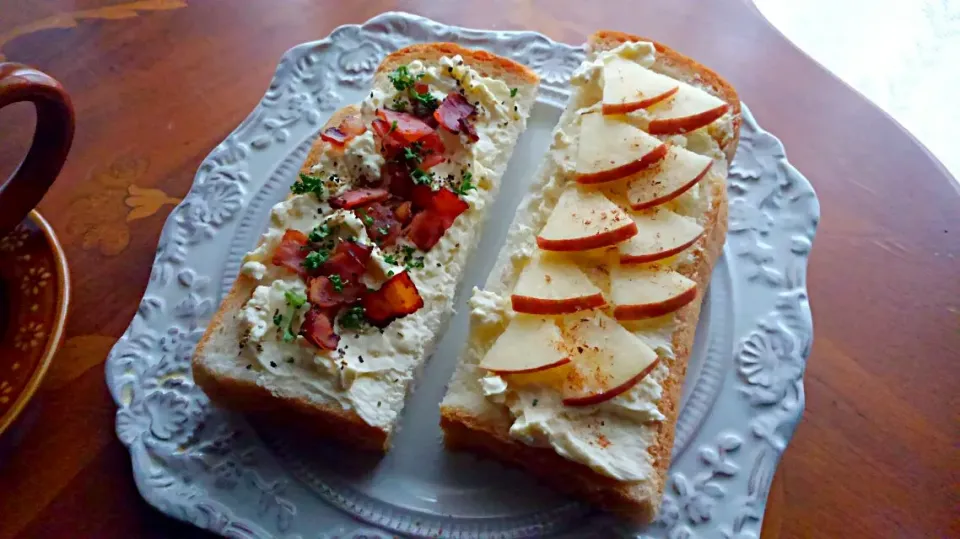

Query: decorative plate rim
<box><xmin>104</xmin><ymin>11</ymin><xmax>819</xmax><ymax>539</ymax></box>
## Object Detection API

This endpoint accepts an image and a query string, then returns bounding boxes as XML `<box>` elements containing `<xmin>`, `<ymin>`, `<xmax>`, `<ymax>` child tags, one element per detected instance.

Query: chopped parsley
<box><xmin>339</xmin><ymin>305</ymin><xmax>366</xmax><ymax>330</ymax></box>
<box><xmin>402</xmin><ymin>143</ymin><xmax>423</xmax><ymax>165</ymax></box>
<box><xmin>281</xmin><ymin>290</ymin><xmax>308</xmax><ymax>342</ymax></box>
<box><xmin>357</xmin><ymin>209</ymin><xmax>374</xmax><ymax>225</ymax></box>
<box><xmin>510</xmin><ymin>87</ymin><xmax>518</xmax><ymax>98</ymax></box>
<box><xmin>391</xmin><ymin>95</ymin><xmax>408</xmax><ymax>112</ymax></box>
<box><xmin>398</xmin><ymin>245</ymin><xmax>426</xmax><ymax>270</ymax></box>
<box><xmin>411</xmin><ymin>168</ymin><xmax>434</xmax><ymax>185</ymax></box>
<box><xmin>532</xmin><ymin>398</ymin><xmax>538</xmax><ymax>407</ymax></box>
<box><xmin>410</xmin><ymin>88</ymin><xmax>439</xmax><ymax>113</ymax></box>
<box><xmin>389</xmin><ymin>120</ymin><xmax>398</xmax><ymax>133</ymax></box>
<box><xmin>377</xmin><ymin>226</ymin><xmax>389</xmax><ymax>236</ymax></box>
<box><xmin>303</xmin><ymin>250</ymin><xmax>329</xmax><ymax>270</ymax></box>
<box><xmin>329</xmin><ymin>274</ymin><xmax>346</xmax><ymax>292</ymax></box>
<box><xmin>388</xmin><ymin>65</ymin><xmax>421</xmax><ymax>92</ymax></box>
<box><xmin>284</xmin><ymin>290</ymin><xmax>307</xmax><ymax>308</ymax></box>
<box><xmin>308</xmin><ymin>223</ymin><xmax>331</xmax><ymax>242</ymax></box>
<box><xmin>453</xmin><ymin>171</ymin><xmax>476</xmax><ymax>196</ymax></box>
<box><xmin>383</xmin><ymin>254</ymin><xmax>398</xmax><ymax>265</ymax></box>
<box><xmin>272</xmin><ymin>312</ymin><xmax>283</xmax><ymax>326</ymax></box>
<box><xmin>291</xmin><ymin>173</ymin><xmax>324</xmax><ymax>196</ymax></box>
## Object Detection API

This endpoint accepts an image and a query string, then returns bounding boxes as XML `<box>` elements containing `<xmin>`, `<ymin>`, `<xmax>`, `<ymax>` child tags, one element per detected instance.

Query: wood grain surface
<box><xmin>0</xmin><ymin>0</ymin><xmax>957</xmax><ymax>538</ymax></box>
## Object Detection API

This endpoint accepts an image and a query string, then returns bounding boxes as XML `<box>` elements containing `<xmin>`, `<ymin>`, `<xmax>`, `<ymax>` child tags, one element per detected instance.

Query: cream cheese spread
<box><xmin>237</xmin><ymin>55</ymin><xmax>529</xmax><ymax>429</ymax></box>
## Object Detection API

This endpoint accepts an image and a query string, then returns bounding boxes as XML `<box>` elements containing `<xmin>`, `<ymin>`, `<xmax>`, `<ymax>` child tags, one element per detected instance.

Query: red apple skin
<box><xmin>576</xmin><ymin>143</ymin><xmax>668</xmax><ymax>185</ymax></box>
<box><xmin>562</xmin><ymin>358</ymin><xmax>661</xmax><ymax>406</ymax></box>
<box><xmin>511</xmin><ymin>293</ymin><xmax>607</xmax><ymax>315</ymax></box>
<box><xmin>613</xmin><ymin>285</ymin><xmax>698</xmax><ymax>320</ymax></box>
<box><xmin>647</xmin><ymin>104</ymin><xmax>728</xmax><ymax>135</ymax></box>
<box><xmin>602</xmin><ymin>86</ymin><xmax>679</xmax><ymax>116</ymax></box>
<box><xmin>485</xmin><ymin>356</ymin><xmax>572</xmax><ymax>375</ymax></box>
<box><xmin>538</xmin><ymin>221</ymin><xmax>638</xmax><ymax>252</ymax></box>
<box><xmin>629</xmin><ymin>161</ymin><xmax>712</xmax><ymax>211</ymax></box>
<box><xmin>618</xmin><ymin>232</ymin><xmax>703</xmax><ymax>264</ymax></box>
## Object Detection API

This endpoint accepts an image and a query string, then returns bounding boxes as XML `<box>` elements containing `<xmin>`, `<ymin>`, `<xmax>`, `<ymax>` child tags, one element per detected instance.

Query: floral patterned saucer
<box><xmin>0</xmin><ymin>210</ymin><xmax>70</xmax><ymax>436</ymax></box>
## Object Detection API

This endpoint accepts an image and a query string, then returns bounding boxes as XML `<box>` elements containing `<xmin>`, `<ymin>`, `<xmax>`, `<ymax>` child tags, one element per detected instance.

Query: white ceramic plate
<box><xmin>105</xmin><ymin>12</ymin><xmax>819</xmax><ymax>539</ymax></box>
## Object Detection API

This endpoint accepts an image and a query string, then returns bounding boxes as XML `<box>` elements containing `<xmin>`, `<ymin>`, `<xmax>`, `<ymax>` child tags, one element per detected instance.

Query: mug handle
<box><xmin>0</xmin><ymin>63</ymin><xmax>74</xmax><ymax>237</ymax></box>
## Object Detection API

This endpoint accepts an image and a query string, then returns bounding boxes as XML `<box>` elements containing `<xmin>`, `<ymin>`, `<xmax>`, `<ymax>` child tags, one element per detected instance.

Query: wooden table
<box><xmin>1</xmin><ymin>0</ymin><xmax>957</xmax><ymax>537</ymax></box>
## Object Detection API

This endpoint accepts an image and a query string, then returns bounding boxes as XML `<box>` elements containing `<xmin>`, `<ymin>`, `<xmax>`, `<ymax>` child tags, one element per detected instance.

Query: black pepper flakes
<box><xmin>245</xmin><ymin>364</ymin><xmax>252</xmax><ymax>370</ymax></box>
<box><xmin>270</xmin><ymin>361</ymin><xmax>277</xmax><ymax>368</ymax></box>
<box><xmin>358</xmin><ymin>355</ymin><xmax>364</xmax><ymax>363</ymax></box>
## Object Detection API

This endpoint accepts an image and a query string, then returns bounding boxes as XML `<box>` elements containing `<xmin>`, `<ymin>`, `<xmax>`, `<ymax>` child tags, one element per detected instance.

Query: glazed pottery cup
<box><xmin>0</xmin><ymin>63</ymin><xmax>74</xmax><ymax>239</ymax></box>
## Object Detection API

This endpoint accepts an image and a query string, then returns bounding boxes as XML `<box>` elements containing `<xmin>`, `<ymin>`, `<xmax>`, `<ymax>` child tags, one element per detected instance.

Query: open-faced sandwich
<box><xmin>192</xmin><ymin>43</ymin><xmax>540</xmax><ymax>451</ymax></box>
<box><xmin>440</xmin><ymin>31</ymin><xmax>740</xmax><ymax>522</ymax></box>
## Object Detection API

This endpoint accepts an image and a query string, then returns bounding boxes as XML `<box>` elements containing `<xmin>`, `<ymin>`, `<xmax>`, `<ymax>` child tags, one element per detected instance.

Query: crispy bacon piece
<box><xmin>404</xmin><ymin>188</ymin><xmax>470</xmax><ymax>251</ymax></box>
<box><xmin>393</xmin><ymin>201</ymin><xmax>413</xmax><ymax>225</ymax></box>
<box><xmin>300</xmin><ymin>306</ymin><xmax>340</xmax><ymax>350</ymax></box>
<box><xmin>320</xmin><ymin>240</ymin><xmax>372</xmax><ymax>280</ymax></box>
<box><xmin>329</xmin><ymin>188</ymin><xmax>389</xmax><ymax>210</ymax></box>
<box><xmin>434</xmin><ymin>92</ymin><xmax>479</xmax><ymax>142</ymax></box>
<box><xmin>307</xmin><ymin>275</ymin><xmax>364</xmax><ymax>308</ymax></box>
<box><xmin>362</xmin><ymin>272</ymin><xmax>424</xmax><ymax>327</ymax></box>
<box><xmin>320</xmin><ymin>114</ymin><xmax>367</xmax><ymax>146</ymax></box>
<box><xmin>417</xmin><ymin>132</ymin><xmax>446</xmax><ymax>169</ymax></box>
<box><xmin>376</xmin><ymin>109</ymin><xmax>434</xmax><ymax>143</ymax></box>
<box><xmin>361</xmin><ymin>202</ymin><xmax>402</xmax><ymax>247</ymax></box>
<box><xmin>271</xmin><ymin>229</ymin><xmax>310</xmax><ymax>276</ymax></box>
<box><xmin>371</xmin><ymin>118</ymin><xmax>406</xmax><ymax>156</ymax></box>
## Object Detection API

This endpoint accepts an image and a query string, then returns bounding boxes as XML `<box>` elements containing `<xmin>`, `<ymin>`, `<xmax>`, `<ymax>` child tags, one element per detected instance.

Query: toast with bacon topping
<box><xmin>192</xmin><ymin>43</ymin><xmax>539</xmax><ymax>451</ymax></box>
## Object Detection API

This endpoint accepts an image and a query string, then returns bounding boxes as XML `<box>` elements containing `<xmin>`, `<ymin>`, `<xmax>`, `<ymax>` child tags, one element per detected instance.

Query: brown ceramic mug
<box><xmin>0</xmin><ymin>63</ymin><xmax>74</xmax><ymax>238</ymax></box>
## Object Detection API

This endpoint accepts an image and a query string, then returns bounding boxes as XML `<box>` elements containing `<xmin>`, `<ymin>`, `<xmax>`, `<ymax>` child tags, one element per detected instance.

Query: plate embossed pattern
<box><xmin>105</xmin><ymin>12</ymin><xmax>818</xmax><ymax>538</ymax></box>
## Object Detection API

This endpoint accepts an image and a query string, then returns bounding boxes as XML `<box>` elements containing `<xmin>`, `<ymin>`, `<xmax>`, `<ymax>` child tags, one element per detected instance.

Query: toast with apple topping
<box><xmin>440</xmin><ymin>31</ymin><xmax>740</xmax><ymax>522</ymax></box>
<box><xmin>192</xmin><ymin>43</ymin><xmax>539</xmax><ymax>452</ymax></box>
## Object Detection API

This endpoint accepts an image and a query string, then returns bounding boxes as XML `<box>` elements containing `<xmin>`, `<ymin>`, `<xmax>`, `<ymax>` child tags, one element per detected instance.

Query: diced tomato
<box><xmin>362</xmin><ymin>202</ymin><xmax>402</xmax><ymax>247</ymax></box>
<box><xmin>393</xmin><ymin>201</ymin><xmax>413</xmax><ymax>225</ymax></box>
<box><xmin>376</xmin><ymin>109</ymin><xmax>434</xmax><ymax>143</ymax></box>
<box><xmin>271</xmin><ymin>229</ymin><xmax>310</xmax><ymax>276</ymax></box>
<box><xmin>434</xmin><ymin>92</ymin><xmax>478</xmax><ymax>141</ymax></box>
<box><xmin>320</xmin><ymin>115</ymin><xmax>367</xmax><ymax>146</ymax></box>
<box><xmin>371</xmin><ymin>118</ymin><xmax>407</xmax><ymax>156</ymax></box>
<box><xmin>410</xmin><ymin>184</ymin><xmax>435</xmax><ymax>211</ymax></box>
<box><xmin>329</xmin><ymin>188</ymin><xmax>390</xmax><ymax>210</ymax></box>
<box><xmin>414</xmin><ymin>82</ymin><xmax>429</xmax><ymax>95</ymax></box>
<box><xmin>300</xmin><ymin>306</ymin><xmax>340</xmax><ymax>350</ymax></box>
<box><xmin>362</xmin><ymin>272</ymin><xmax>425</xmax><ymax>327</ymax></box>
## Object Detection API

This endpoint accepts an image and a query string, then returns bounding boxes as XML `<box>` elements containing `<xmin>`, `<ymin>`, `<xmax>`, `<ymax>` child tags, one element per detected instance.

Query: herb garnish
<box><xmin>329</xmin><ymin>274</ymin><xmax>346</xmax><ymax>292</ymax></box>
<box><xmin>389</xmin><ymin>120</ymin><xmax>398</xmax><ymax>133</ymax></box>
<box><xmin>411</xmin><ymin>168</ymin><xmax>434</xmax><ymax>185</ymax></box>
<box><xmin>357</xmin><ymin>209</ymin><xmax>374</xmax><ymax>226</ymax></box>
<box><xmin>309</xmin><ymin>223</ymin><xmax>331</xmax><ymax>242</ymax></box>
<box><xmin>401</xmin><ymin>245</ymin><xmax>426</xmax><ymax>270</ymax></box>
<box><xmin>291</xmin><ymin>173</ymin><xmax>324</xmax><ymax>196</ymax></box>
<box><xmin>453</xmin><ymin>171</ymin><xmax>476</xmax><ymax>195</ymax></box>
<box><xmin>339</xmin><ymin>305</ymin><xmax>366</xmax><ymax>330</ymax></box>
<box><xmin>388</xmin><ymin>65</ymin><xmax>421</xmax><ymax>91</ymax></box>
<box><xmin>303</xmin><ymin>250</ymin><xmax>329</xmax><ymax>270</ymax></box>
<box><xmin>383</xmin><ymin>254</ymin><xmax>397</xmax><ymax>265</ymax></box>
<box><xmin>281</xmin><ymin>290</ymin><xmax>308</xmax><ymax>342</ymax></box>
<box><xmin>510</xmin><ymin>88</ymin><xmax>518</xmax><ymax>98</ymax></box>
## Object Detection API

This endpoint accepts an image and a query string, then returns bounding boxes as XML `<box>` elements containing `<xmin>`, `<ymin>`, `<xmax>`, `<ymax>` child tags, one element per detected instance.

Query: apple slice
<box><xmin>647</xmin><ymin>82</ymin><xmax>729</xmax><ymax>135</ymax></box>
<box><xmin>611</xmin><ymin>264</ymin><xmax>697</xmax><ymax>319</ymax></box>
<box><xmin>560</xmin><ymin>311</ymin><xmax>659</xmax><ymax>406</ymax></box>
<box><xmin>626</xmin><ymin>145</ymin><xmax>712</xmax><ymax>210</ymax></box>
<box><xmin>512</xmin><ymin>253</ymin><xmax>606</xmax><ymax>315</ymax></box>
<box><xmin>602</xmin><ymin>57</ymin><xmax>680</xmax><ymax>114</ymax></box>
<box><xmin>537</xmin><ymin>187</ymin><xmax>637</xmax><ymax>252</ymax></box>
<box><xmin>479</xmin><ymin>316</ymin><xmax>570</xmax><ymax>374</ymax></box>
<box><xmin>618</xmin><ymin>209</ymin><xmax>704</xmax><ymax>264</ymax></box>
<box><xmin>576</xmin><ymin>112</ymin><xmax>667</xmax><ymax>184</ymax></box>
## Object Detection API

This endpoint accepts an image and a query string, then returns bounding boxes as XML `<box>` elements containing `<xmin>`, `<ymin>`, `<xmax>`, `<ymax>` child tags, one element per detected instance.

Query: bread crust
<box><xmin>439</xmin><ymin>31</ymin><xmax>738</xmax><ymax>521</ymax></box>
<box><xmin>192</xmin><ymin>45</ymin><xmax>539</xmax><ymax>453</ymax></box>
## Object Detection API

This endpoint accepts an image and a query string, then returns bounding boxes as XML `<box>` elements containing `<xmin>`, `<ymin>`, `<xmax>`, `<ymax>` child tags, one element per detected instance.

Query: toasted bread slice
<box><xmin>193</xmin><ymin>43</ymin><xmax>539</xmax><ymax>452</ymax></box>
<box><xmin>439</xmin><ymin>31</ymin><xmax>740</xmax><ymax>522</ymax></box>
